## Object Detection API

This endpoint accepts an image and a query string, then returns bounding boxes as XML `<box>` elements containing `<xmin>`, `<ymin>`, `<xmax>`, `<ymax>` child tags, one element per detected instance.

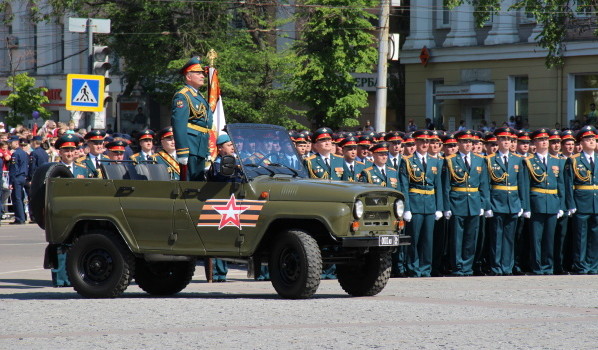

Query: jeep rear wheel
<box><xmin>135</xmin><ymin>259</ymin><xmax>196</xmax><ymax>296</ymax></box>
<box><xmin>269</xmin><ymin>230</ymin><xmax>322</xmax><ymax>299</ymax></box>
<box><xmin>337</xmin><ymin>249</ymin><xmax>391</xmax><ymax>297</ymax></box>
<box><xmin>30</xmin><ymin>163</ymin><xmax>73</xmax><ymax>229</ymax></box>
<box><xmin>67</xmin><ymin>231</ymin><xmax>135</xmax><ymax>298</ymax></box>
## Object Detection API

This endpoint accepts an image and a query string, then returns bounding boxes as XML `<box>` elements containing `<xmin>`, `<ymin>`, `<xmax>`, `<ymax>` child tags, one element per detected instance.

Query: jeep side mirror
<box><xmin>220</xmin><ymin>155</ymin><xmax>236</xmax><ymax>177</ymax></box>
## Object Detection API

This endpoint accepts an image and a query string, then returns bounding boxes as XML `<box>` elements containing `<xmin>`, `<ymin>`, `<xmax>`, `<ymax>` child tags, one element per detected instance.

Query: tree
<box><xmin>0</xmin><ymin>73</ymin><xmax>50</xmax><ymax>127</ymax></box>
<box><xmin>449</xmin><ymin>0</ymin><xmax>598</xmax><ymax>67</ymax></box>
<box><xmin>292</xmin><ymin>0</ymin><xmax>379</xmax><ymax>129</ymax></box>
<box><xmin>33</xmin><ymin>0</ymin><xmax>306</xmax><ymax>129</ymax></box>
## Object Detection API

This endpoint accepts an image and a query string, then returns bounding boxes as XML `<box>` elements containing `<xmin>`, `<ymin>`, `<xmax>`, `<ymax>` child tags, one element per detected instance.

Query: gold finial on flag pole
<box><xmin>207</xmin><ymin>49</ymin><xmax>218</xmax><ymax>66</ymax></box>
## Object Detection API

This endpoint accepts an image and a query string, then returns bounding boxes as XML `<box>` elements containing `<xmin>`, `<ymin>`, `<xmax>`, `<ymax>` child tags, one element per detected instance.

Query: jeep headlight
<box><xmin>394</xmin><ymin>199</ymin><xmax>404</xmax><ymax>218</ymax></box>
<box><xmin>353</xmin><ymin>200</ymin><xmax>364</xmax><ymax>220</ymax></box>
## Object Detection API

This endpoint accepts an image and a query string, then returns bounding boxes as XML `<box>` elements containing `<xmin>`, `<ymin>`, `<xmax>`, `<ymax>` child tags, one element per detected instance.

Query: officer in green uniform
<box><xmin>171</xmin><ymin>56</ymin><xmax>213</xmax><ymax>180</ymax></box>
<box><xmin>485</xmin><ymin>127</ymin><xmax>529</xmax><ymax>275</ymax></box>
<box><xmin>399</xmin><ymin>130</ymin><xmax>444</xmax><ymax>277</ymax></box>
<box><xmin>56</xmin><ymin>134</ymin><xmax>93</xmax><ymax>178</ymax></box>
<box><xmin>153</xmin><ymin>127</ymin><xmax>180</xmax><ymax>180</ymax></box>
<box><xmin>442</xmin><ymin>130</ymin><xmax>490</xmax><ymax>276</ymax></box>
<box><xmin>564</xmin><ymin>125</ymin><xmax>598</xmax><ymax>274</ymax></box>
<box><xmin>554</xmin><ymin>130</ymin><xmax>574</xmax><ymax>274</ymax></box>
<box><xmin>131</xmin><ymin>129</ymin><xmax>155</xmax><ymax>164</ymax></box>
<box><xmin>77</xmin><ymin>130</ymin><xmax>109</xmax><ymax>178</ymax></box>
<box><xmin>523</xmin><ymin>129</ymin><xmax>566</xmax><ymax>275</ymax></box>
<box><xmin>304</xmin><ymin>127</ymin><xmax>345</xmax><ymax>180</ymax></box>
<box><xmin>359</xmin><ymin>142</ymin><xmax>399</xmax><ymax>189</ymax></box>
<box><xmin>339</xmin><ymin>136</ymin><xmax>366</xmax><ymax>182</ymax></box>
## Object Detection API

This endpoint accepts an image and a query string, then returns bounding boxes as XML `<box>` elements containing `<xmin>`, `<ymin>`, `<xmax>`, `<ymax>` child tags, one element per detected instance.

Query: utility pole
<box><xmin>374</xmin><ymin>0</ymin><xmax>390</xmax><ymax>132</ymax></box>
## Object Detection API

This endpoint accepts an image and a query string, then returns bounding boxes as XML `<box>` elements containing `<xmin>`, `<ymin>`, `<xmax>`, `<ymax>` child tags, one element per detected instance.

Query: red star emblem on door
<box><xmin>212</xmin><ymin>194</ymin><xmax>251</xmax><ymax>230</ymax></box>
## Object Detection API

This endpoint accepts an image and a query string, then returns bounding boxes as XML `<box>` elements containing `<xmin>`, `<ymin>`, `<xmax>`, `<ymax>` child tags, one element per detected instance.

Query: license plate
<box><xmin>378</xmin><ymin>235</ymin><xmax>400</xmax><ymax>246</ymax></box>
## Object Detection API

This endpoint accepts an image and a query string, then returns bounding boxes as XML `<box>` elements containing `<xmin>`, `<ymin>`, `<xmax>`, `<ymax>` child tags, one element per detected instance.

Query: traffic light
<box><xmin>93</xmin><ymin>45</ymin><xmax>112</xmax><ymax>104</ymax></box>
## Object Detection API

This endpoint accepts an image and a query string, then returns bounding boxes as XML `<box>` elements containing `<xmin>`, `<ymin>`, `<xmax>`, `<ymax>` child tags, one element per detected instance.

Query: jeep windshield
<box><xmin>227</xmin><ymin>124</ymin><xmax>309</xmax><ymax>180</ymax></box>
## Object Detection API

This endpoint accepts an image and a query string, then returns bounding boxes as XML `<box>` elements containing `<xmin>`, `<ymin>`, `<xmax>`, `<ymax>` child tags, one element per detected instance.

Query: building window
<box><xmin>573</xmin><ymin>74</ymin><xmax>598</xmax><ymax>123</ymax></box>
<box><xmin>508</xmin><ymin>76</ymin><xmax>528</xmax><ymax>121</ymax></box>
<box><xmin>427</xmin><ymin>79</ymin><xmax>445</xmax><ymax>128</ymax></box>
<box><xmin>436</xmin><ymin>0</ymin><xmax>450</xmax><ymax>28</ymax></box>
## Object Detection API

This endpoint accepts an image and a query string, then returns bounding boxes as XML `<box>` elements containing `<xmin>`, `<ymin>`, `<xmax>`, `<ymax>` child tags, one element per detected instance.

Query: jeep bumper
<box><xmin>341</xmin><ymin>234</ymin><xmax>411</xmax><ymax>247</ymax></box>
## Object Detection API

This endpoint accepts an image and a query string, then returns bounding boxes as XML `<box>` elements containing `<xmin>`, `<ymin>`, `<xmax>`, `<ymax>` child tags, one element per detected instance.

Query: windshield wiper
<box><xmin>268</xmin><ymin>163</ymin><xmax>299</xmax><ymax>177</ymax></box>
<box><xmin>243</xmin><ymin>163</ymin><xmax>276</xmax><ymax>177</ymax></box>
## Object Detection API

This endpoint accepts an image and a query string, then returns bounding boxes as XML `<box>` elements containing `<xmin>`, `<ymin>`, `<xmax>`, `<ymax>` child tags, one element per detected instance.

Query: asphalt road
<box><xmin>1</xmin><ymin>224</ymin><xmax>597</xmax><ymax>349</ymax></box>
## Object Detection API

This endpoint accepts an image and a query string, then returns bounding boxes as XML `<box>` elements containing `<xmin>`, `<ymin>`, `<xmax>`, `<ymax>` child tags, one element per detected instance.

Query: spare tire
<box><xmin>30</xmin><ymin>163</ymin><xmax>73</xmax><ymax>229</ymax></box>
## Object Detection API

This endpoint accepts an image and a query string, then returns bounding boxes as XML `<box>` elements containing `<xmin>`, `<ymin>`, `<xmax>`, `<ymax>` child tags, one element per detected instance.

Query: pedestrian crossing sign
<box><xmin>66</xmin><ymin>74</ymin><xmax>105</xmax><ymax>112</ymax></box>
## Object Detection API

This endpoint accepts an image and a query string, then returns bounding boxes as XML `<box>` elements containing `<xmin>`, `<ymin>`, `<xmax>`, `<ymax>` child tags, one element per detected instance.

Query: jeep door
<box><xmin>115</xmin><ymin>179</ymin><xmax>179</xmax><ymax>251</ymax></box>
<box><xmin>177</xmin><ymin>181</ymin><xmax>242</xmax><ymax>255</ymax></box>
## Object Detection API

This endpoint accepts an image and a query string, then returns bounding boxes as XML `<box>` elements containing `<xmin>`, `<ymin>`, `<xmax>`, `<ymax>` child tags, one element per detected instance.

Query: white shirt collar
<box><xmin>498</xmin><ymin>151</ymin><xmax>509</xmax><ymax>158</ymax></box>
<box><xmin>583</xmin><ymin>151</ymin><xmax>595</xmax><ymax>160</ymax></box>
<box><xmin>415</xmin><ymin>151</ymin><xmax>426</xmax><ymax>161</ymax></box>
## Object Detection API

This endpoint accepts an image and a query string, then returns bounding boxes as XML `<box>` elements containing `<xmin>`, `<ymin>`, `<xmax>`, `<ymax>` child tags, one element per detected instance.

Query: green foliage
<box><xmin>292</xmin><ymin>0</ymin><xmax>379</xmax><ymax>129</ymax></box>
<box><xmin>0</xmin><ymin>73</ymin><xmax>50</xmax><ymax>127</ymax></box>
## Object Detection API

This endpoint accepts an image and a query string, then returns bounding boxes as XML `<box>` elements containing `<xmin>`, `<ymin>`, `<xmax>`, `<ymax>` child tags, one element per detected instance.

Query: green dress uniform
<box><xmin>152</xmin><ymin>150</ymin><xmax>180</xmax><ymax>180</ymax></box>
<box><xmin>359</xmin><ymin>165</ymin><xmax>399</xmax><ymax>189</ymax></box>
<box><xmin>171</xmin><ymin>58</ymin><xmax>213</xmax><ymax>181</ymax></box>
<box><xmin>77</xmin><ymin>154</ymin><xmax>109</xmax><ymax>178</ymax></box>
<box><xmin>304</xmin><ymin>154</ymin><xmax>345</xmax><ymax>180</ymax></box>
<box><xmin>342</xmin><ymin>161</ymin><xmax>367</xmax><ymax>182</ymax></box>
<box><xmin>130</xmin><ymin>152</ymin><xmax>153</xmax><ymax>164</ymax></box>
<box><xmin>524</xmin><ymin>151</ymin><xmax>565</xmax><ymax>275</ymax></box>
<box><xmin>486</xmin><ymin>149</ymin><xmax>530</xmax><ymax>275</ymax></box>
<box><xmin>399</xmin><ymin>148</ymin><xmax>444</xmax><ymax>278</ymax></box>
<box><xmin>564</xmin><ymin>134</ymin><xmax>598</xmax><ymax>274</ymax></box>
<box><xmin>443</xmin><ymin>151</ymin><xmax>490</xmax><ymax>276</ymax></box>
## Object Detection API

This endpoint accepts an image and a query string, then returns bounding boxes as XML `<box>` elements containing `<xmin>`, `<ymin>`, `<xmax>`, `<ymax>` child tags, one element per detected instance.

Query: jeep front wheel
<box><xmin>269</xmin><ymin>230</ymin><xmax>322</xmax><ymax>299</ymax></box>
<box><xmin>337</xmin><ymin>249</ymin><xmax>391</xmax><ymax>297</ymax></box>
<box><xmin>67</xmin><ymin>231</ymin><xmax>135</xmax><ymax>298</ymax></box>
<box><xmin>135</xmin><ymin>259</ymin><xmax>196</xmax><ymax>296</ymax></box>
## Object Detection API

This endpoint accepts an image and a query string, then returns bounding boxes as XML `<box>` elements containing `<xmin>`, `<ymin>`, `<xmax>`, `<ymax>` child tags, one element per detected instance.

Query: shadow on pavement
<box><xmin>0</xmin><ymin>278</ymin><xmax>53</xmax><ymax>288</ymax></box>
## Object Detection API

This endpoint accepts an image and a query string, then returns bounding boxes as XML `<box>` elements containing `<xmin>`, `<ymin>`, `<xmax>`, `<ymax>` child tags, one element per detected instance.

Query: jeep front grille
<box><xmin>363</xmin><ymin>211</ymin><xmax>391</xmax><ymax>226</ymax></box>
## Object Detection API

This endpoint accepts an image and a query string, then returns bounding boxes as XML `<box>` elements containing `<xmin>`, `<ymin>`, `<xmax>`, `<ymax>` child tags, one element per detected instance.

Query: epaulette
<box><xmin>437</xmin><ymin>155</ymin><xmax>444</xmax><ymax>160</ymax></box>
<box><xmin>332</xmin><ymin>154</ymin><xmax>343</xmax><ymax>159</ymax></box>
<box><xmin>75</xmin><ymin>162</ymin><xmax>87</xmax><ymax>169</ymax></box>
<box><xmin>487</xmin><ymin>153</ymin><xmax>496</xmax><ymax>158</ymax></box>
<box><xmin>131</xmin><ymin>152</ymin><xmax>140</xmax><ymax>158</ymax></box>
<box><xmin>76</xmin><ymin>155</ymin><xmax>87</xmax><ymax>163</ymax></box>
<box><xmin>363</xmin><ymin>166</ymin><xmax>374</xmax><ymax>172</ymax></box>
<box><xmin>549</xmin><ymin>154</ymin><xmax>559</xmax><ymax>159</ymax></box>
<box><xmin>403</xmin><ymin>154</ymin><xmax>414</xmax><ymax>159</ymax></box>
<box><xmin>472</xmin><ymin>153</ymin><xmax>484</xmax><ymax>159</ymax></box>
<box><xmin>446</xmin><ymin>154</ymin><xmax>457</xmax><ymax>159</ymax></box>
<box><xmin>388</xmin><ymin>166</ymin><xmax>397</xmax><ymax>172</ymax></box>
<box><xmin>356</xmin><ymin>160</ymin><xmax>365</xmax><ymax>165</ymax></box>
<box><xmin>177</xmin><ymin>86</ymin><xmax>191</xmax><ymax>94</ymax></box>
<box><xmin>525</xmin><ymin>154</ymin><xmax>534</xmax><ymax>160</ymax></box>
<box><xmin>305</xmin><ymin>154</ymin><xmax>316</xmax><ymax>161</ymax></box>
<box><xmin>570</xmin><ymin>153</ymin><xmax>581</xmax><ymax>158</ymax></box>
<box><xmin>513</xmin><ymin>153</ymin><xmax>523</xmax><ymax>157</ymax></box>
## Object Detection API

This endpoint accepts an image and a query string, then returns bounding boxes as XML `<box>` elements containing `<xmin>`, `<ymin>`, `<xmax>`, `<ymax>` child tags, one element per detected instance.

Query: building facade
<box><xmin>401</xmin><ymin>0</ymin><xmax>598</xmax><ymax>131</ymax></box>
<box><xmin>0</xmin><ymin>1</ymin><xmax>122</xmax><ymax>130</ymax></box>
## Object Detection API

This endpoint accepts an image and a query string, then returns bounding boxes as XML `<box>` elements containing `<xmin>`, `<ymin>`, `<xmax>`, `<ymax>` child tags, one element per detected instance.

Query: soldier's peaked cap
<box><xmin>180</xmin><ymin>56</ymin><xmax>204</xmax><ymax>75</ymax></box>
<box><xmin>384</xmin><ymin>132</ymin><xmax>403</xmax><ymax>142</ymax></box>
<box><xmin>561</xmin><ymin>129</ymin><xmax>575</xmax><ymax>142</ymax></box>
<box><xmin>576</xmin><ymin>125</ymin><xmax>597</xmax><ymax>141</ymax></box>
<box><xmin>493</xmin><ymin>127</ymin><xmax>513</xmax><ymax>138</ymax></box>
<box><xmin>138</xmin><ymin>129</ymin><xmax>155</xmax><ymax>141</ymax></box>
<box><xmin>530</xmin><ymin>128</ymin><xmax>550</xmax><ymax>140</ymax></box>
<box><xmin>312</xmin><ymin>127</ymin><xmax>333</xmax><ymax>142</ymax></box>
<box><xmin>84</xmin><ymin>129</ymin><xmax>106</xmax><ymax>141</ymax></box>
<box><xmin>412</xmin><ymin>130</ymin><xmax>431</xmax><ymax>139</ymax></box>
<box><xmin>55</xmin><ymin>134</ymin><xmax>79</xmax><ymax>149</ymax></box>
<box><xmin>454</xmin><ymin>130</ymin><xmax>474</xmax><ymax>140</ymax></box>
<box><xmin>157</xmin><ymin>126</ymin><xmax>174</xmax><ymax>140</ymax></box>
<box><xmin>339</xmin><ymin>136</ymin><xmax>358</xmax><ymax>148</ymax></box>
<box><xmin>106</xmin><ymin>140</ymin><xmax>127</xmax><ymax>152</ymax></box>
<box><xmin>370</xmin><ymin>142</ymin><xmax>389</xmax><ymax>153</ymax></box>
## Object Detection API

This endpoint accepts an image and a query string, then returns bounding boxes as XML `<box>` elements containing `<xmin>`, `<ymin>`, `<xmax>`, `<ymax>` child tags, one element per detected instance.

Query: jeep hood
<box><xmin>250</xmin><ymin>176</ymin><xmax>403</xmax><ymax>202</ymax></box>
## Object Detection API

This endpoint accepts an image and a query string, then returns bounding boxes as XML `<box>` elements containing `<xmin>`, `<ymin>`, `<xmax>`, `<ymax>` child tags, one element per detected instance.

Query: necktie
<box><xmin>393</xmin><ymin>158</ymin><xmax>398</xmax><ymax>169</ymax></box>
<box><xmin>350</xmin><ymin>164</ymin><xmax>354</xmax><ymax>173</ymax></box>
<box><xmin>95</xmin><ymin>157</ymin><xmax>100</xmax><ymax>169</ymax></box>
<box><xmin>381</xmin><ymin>168</ymin><xmax>386</xmax><ymax>177</ymax></box>
<box><xmin>421</xmin><ymin>156</ymin><xmax>426</xmax><ymax>171</ymax></box>
<box><xmin>464</xmin><ymin>155</ymin><xmax>470</xmax><ymax>171</ymax></box>
<box><xmin>325</xmin><ymin>157</ymin><xmax>330</xmax><ymax>167</ymax></box>
<box><xmin>503</xmin><ymin>155</ymin><xmax>508</xmax><ymax>169</ymax></box>
<box><xmin>543</xmin><ymin>157</ymin><xmax>547</xmax><ymax>167</ymax></box>
<box><xmin>590</xmin><ymin>156</ymin><xmax>594</xmax><ymax>171</ymax></box>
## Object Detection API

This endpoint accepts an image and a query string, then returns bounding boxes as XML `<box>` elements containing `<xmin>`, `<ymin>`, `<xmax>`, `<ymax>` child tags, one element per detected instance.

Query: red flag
<box><xmin>208</xmin><ymin>67</ymin><xmax>227</xmax><ymax>160</ymax></box>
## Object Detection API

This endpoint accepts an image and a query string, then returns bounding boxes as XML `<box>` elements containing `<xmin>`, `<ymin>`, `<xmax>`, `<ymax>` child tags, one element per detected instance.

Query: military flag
<box><xmin>207</xmin><ymin>67</ymin><xmax>227</xmax><ymax>160</ymax></box>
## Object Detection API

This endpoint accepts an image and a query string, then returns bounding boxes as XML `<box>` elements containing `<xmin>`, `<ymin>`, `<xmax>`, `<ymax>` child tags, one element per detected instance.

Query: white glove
<box><xmin>479</xmin><ymin>208</ymin><xmax>484</xmax><ymax>216</ymax></box>
<box><xmin>557</xmin><ymin>210</ymin><xmax>564</xmax><ymax>219</ymax></box>
<box><xmin>434</xmin><ymin>211</ymin><xmax>443</xmax><ymax>221</ymax></box>
<box><xmin>484</xmin><ymin>210</ymin><xmax>494</xmax><ymax>218</ymax></box>
<box><xmin>523</xmin><ymin>211</ymin><xmax>531</xmax><ymax>219</ymax></box>
<box><xmin>178</xmin><ymin>157</ymin><xmax>189</xmax><ymax>165</ymax></box>
<box><xmin>443</xmin><ymin>211</ymin><xmax>452</xmax><ymax>220</ymax></box>
<box><xmin>518</xmin><ymin>208</ymin><xmax>524</xmax><ymax>217</ymax></box>
<box><xmin>567</xmin><ymin>208</ymin><xmax>576</xmax><ymax>216</ymax></box>
<box><xmin>403</xmin><ymin>211</ymin><xmax>412</xmax><ymax>222</ymax></box>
